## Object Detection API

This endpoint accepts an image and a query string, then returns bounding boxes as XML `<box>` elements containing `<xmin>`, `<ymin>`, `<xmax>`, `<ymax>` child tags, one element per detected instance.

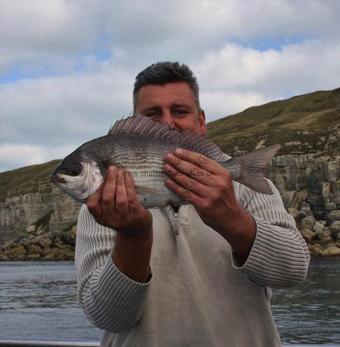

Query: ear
<box><xmin>198</xmin><ymin>109</ymin><xmax>207</xmax><ymax>136</ymax></box>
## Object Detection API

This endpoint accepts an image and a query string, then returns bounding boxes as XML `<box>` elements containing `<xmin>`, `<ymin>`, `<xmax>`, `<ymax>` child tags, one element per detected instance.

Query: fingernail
<box><xmin>163</xmin><ymin>164</ymin><xmax>171</xmax><ymax>172</ymax></box>
<box><xmin>165</xmin><ymin>152</ymin><xmax>174</xmax><ymax>160</ymax></box>
<box><xmin>175</xmin><ymin>148</ymin><xmax>183</xmax><ymax>155</ymax></box>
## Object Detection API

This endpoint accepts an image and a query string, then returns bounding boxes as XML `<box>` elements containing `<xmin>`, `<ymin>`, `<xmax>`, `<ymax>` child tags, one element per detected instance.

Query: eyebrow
<box><xmin>171</xmin><ymin>103</ymin><xmax>191</xmax><ymax>108</ymax></box>
<box><xmin>140</xmin><ymin>103</ymin><xmax>193</xmax><ymax>114</ymax></box>
<box><xmin>141</xmin><ymin>106</ymin><xmax>161</xmax><ymax>113</ymax></box>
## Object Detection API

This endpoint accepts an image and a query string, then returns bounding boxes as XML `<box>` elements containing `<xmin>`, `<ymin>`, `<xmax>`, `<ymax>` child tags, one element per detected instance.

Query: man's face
<box><xmin>135</xmin><ymin>82</ymin><xmax>207</xmax><ymax>136</ymax></box>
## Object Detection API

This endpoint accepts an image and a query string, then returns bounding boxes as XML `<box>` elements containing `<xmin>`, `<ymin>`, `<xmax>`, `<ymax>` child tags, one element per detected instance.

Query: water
<box><xmin>0</xmin><ymin>261</ymin><xmax>101</xmax><ymax>341</ymax></box>
<box><xmin>272</xmin><ymin>257</ymin><xmax>340</xmax><ymax>345</ymax></box>
<box><xmin>0</xmin><ymin>258</ymin><xmax>339</xmax><ymax>344</ymax></box>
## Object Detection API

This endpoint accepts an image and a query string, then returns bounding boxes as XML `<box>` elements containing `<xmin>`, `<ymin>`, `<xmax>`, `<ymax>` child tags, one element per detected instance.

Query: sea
<box><xmin>0</xmin><ymin>257</ymin><xmax>339</xmax><ymax>345</ymax></box>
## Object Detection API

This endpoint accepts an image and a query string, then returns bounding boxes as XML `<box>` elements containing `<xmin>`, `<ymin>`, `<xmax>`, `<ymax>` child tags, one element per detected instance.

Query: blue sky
<box><xmin>1</xmin><ymin>0</ymin><xmax>340</xmax><ymax>172</ymax></box>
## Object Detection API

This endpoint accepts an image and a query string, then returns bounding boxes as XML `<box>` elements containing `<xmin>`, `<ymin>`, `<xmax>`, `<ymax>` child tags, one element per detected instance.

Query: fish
<box><xmin>50</xmin><ymin>114</ymin><xmax>281</xmax><ymax>208</ymax></box>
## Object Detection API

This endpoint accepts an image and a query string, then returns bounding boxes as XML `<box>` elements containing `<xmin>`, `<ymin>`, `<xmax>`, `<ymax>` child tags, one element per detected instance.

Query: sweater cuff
<box><xmin>231</xmin><ymin>217</ymin><xmax>274</xmax><ymax>274</ymax></box>
<box><xmin>100</xmin><ymin>254</ymin><xmax>153</xmax><ymax>291</ymax></box>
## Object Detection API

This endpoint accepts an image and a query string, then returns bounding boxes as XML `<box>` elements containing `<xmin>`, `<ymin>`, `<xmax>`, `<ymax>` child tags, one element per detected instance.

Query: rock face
<box><xmin>270</xmin><ymin>153</ymin><xmax>340</xmax><ymax>256</ymax></box>
<box><xmin>0</xmin><ymin>160</ymin><xmax>81</xmax><ymax>260</ymax></box>
<box><xmin>0</xmin><ymin>88</ymin><xmax>340</xmax><ymax>260</ymax></box>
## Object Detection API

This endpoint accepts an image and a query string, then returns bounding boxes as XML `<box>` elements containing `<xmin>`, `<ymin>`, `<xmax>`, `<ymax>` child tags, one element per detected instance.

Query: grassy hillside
<box><xmin>0</xmin><ymin>160</ymin><xmax>60</xmax><ymax>201</ymax></box>
<box><xmin>207</xmin><ymin>88</ymin><xmax>340</xmax><ymax>155</ymax></box>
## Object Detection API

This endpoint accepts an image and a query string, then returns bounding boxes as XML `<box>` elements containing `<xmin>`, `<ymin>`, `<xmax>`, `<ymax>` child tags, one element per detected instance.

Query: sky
<box><xmin>1</xmin><ymin>0</ymin><xmax>340</xmax><ymax>172</ymax></box>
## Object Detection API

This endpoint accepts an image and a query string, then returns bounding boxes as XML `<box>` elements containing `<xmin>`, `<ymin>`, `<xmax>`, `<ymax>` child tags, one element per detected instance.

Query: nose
<box><xmin>158</xmin><ymin>110</ymin><xmax>175</xmax><ymax>129</ymax></box>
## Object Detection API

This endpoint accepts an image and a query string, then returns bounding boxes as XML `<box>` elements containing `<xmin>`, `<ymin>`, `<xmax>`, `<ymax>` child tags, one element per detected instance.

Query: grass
<box><xmin>0</xmin><ymin>159</ymin><xmax>61</xmax><ymax>201</ymax></box>
<box><xmin>207</xmin><ymin>88</ymin><xmax>340</xmax><ymax>155</ymax></box>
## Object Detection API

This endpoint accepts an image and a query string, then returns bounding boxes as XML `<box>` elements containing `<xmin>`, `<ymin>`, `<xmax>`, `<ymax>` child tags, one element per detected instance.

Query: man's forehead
<box><xmin>136</xmin><ymin>82</ymin><xmax>196</xmax><ymax>107</ymax></box>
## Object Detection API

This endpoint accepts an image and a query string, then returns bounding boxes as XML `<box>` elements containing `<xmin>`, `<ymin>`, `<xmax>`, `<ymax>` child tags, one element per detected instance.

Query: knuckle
<box><xmin>172</xmin><ymin>156</ymin><xmax>181</xmax><ymax>167</ymax></box>
<box><xmin>102</xmin><ymin>192</ymin><xmax>113</xmax><ymax>204</ymax></box>
<box><xmin>198</xmin><ymin>154</ymin><xmax>208</xmax><ymax>165</ymax></box>
<box><xmin>216</xmin><ymin>176</ymin><xmax>229</xmax><ymax>190</ymax></box>
<box><xmin>117</xmin><ymin>176</ymin><xmax>124</xmax><ymax>185</ymax></box>
<box><xmin>182</xmin><ymin>189</ymin><xmax>191</xmax><ymax>200</ymax></box>
<box><xmin>200</xmin><ymin>200</ymin><xmax>211</xmax><ymax>210</ymax></box>
<box><xmin>185</xmin><ymin>177</ymin><xmax>195</xmax><ymax>190</ymax></box>
<box><xmin>222</xmin><ymin>170</ymin><xmax>232</xmax><ymax>182</ymax></box>
<box><xmin>116</xmin><ymin>196</ymin><xmax>127</xmax><ymax>208</ymax></box>
<box><xmin>210</xmin><ymin>191</ymin><xmax>220</xmax><ymax>201</ymax></box>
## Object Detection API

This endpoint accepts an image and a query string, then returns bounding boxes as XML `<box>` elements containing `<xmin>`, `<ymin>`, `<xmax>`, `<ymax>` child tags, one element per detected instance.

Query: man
<box><xmin>75</xmin><ymin>62</ymin><xmax>310</xmax><ymax>347</ymax></box>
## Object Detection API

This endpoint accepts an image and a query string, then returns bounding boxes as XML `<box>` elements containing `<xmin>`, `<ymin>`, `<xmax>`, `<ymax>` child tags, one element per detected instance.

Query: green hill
<box><xmin>207</xmin><ymin>88</ymin><xmax>340</xmax><ymax>155</ymax></box>
<box><xmin>0</xmin><ymin>160</ymin><xmax>60</xmax><ymax>201</ymax></box>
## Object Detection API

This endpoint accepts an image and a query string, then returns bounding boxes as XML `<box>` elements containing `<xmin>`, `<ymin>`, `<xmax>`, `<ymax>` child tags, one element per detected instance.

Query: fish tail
<box><xmin>222</xmin><ymin>144</ymin><xmax>281</xmax><ymax>194</ymax></box>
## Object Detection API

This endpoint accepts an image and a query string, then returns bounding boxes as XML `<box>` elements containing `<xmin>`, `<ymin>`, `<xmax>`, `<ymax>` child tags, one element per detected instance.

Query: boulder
<box><xmin>27</xmin><ymin>243</ymin><xmax>43</xmax><ymax>256</ymax></box>
<box><xmin>312</xmin><ymin>220</ymin><xmax>326</xmax><ymax>234</ymax></box>
<box><xmin>308</xmin><ymin>244</ymin><xmax>322</xmax><ymax>256</ymax></box>
<box><xmin>288</xmin><ymin>207</ymin><xmax>305</xmax><ymax>223</ymax></box>
<box><xmin>321</xmin><ymin>246</ymin><xmax>340</xmax><ymax>256</ymax></box>
<box><xmin>330</xmin><ymin>221</ymin><xmax>340</xmax><ymax>238</ymax></box>
<box><xmin>327</xmin><ymin>210</ymin><xmax>340</xmax><ymax>224</ymax></box>
<box><xmin>0</xmin><ymin>252</ymin><xmax>10</xmax><ymax>261</ymax></box>
<box><xmin>325</xmin><ymin>202</ymin><xmax>337</xmax><ymax>211</ymax></box>
<box><xmin>300</xmin><ymin>204</ymin><xmax>313</xmax><ymax>217</ymax></box>
<box><xmin>316</xmin><ymin>229</ymin><xmax>333</xmax><ymax>244</ymax></box>
<box><xmin>8</xmin><ymin>245</ymin><xmax>26</xmax><ymax>260</ymax></box>
<box><xmin>301</xmin><ymin>216</ymin><xmax>315</xmax><ymax>230</ymax></box>
<box><xmin>38</xmin><ymin>235</ymin><xmax>53</xmax><ymax>248</ymax></box>
<box><xmin>26</xmin><ymin>225</ymin><xmax>36</xmax><ymax>233</ymax></box>
<box><xmin>300</xmin><ymin>229</ymin><xmax>315</xmax><ymax>242</ymax></box>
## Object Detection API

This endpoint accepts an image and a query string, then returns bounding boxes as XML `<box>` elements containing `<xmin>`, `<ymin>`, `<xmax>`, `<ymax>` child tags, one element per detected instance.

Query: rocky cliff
<box><xmin>0</xmin><ymin>88</ymin><xmax>339</xmax><ymax>260</ymax></box>
<box><xmin>0</xmin><ymin>160</ymin><xmax>80</xmax><ymax>260</ymax></box>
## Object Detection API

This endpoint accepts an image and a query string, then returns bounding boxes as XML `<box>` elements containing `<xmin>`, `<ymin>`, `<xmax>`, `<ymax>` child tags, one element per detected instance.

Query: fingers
<box><xmin>124</xmin><ymin>170</ymin><xmax>139</xmax><ymax>207</ymax></box>
<box><xmin>163</xmin><ymin>148</ymin><xmax>234</xmax><ymax>210</ymax></box>
<box><xmin>101</xmin><ymin>166</ymin><xmax>118</xmax><ymax>210</ymax></box>
<box><xmin>164</xmin><ymin>176</ymin><xmax>206</xmax><ymax>207</ymax></box>
<box><xmin>87</xmin><ymin>183</ymin><xmax>104</xmax><ymax>218</ymax></box>
<box><xmin>163</xmin><ymin>163</ymin><xmax>209</xmax><ymax>197</ymax></box>
<box><xmin>169</xmin><ymin>148</ymin><xmax>221</xmax><ymax>174</ymax></box>
<box><xmin>113</xmin><ymin>169</ymin><xmax>129</xmax><ymax>216</ymax></box>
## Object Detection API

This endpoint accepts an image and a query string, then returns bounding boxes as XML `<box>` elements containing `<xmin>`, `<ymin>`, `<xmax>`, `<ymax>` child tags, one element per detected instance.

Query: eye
<box><xmin>67</xmin><ymin>166</ymin><xmax>82</xmax><ymax>176</ymax></box>
<box><xmin>144</xmin><ymin>111</ymin><xmax>160</xmax><ymax>119</ymax></box>
<box><xmin>172</xmin><ymin>108</ymin><xmax>189</xmax><ymax>117</ymax></box>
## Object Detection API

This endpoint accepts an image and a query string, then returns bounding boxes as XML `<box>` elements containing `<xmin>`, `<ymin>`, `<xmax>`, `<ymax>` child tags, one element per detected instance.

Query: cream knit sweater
<box><xmin>75</xmin><ymin>180</ymin><xmax>310</xmax><ymax>347</ymax></box>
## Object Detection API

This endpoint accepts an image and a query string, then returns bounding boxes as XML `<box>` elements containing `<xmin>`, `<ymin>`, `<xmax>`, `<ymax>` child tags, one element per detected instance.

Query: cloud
<box><xmin>200</xmin><ymin>91</ymin><xmax>270</xmax><ymax>121</ymax></box>
<box><xmin>0</xmin><ymin>143</ymin><xmax>75</xmax><ymax>172</ymax></box>
<box><xmin>0</xmin><ymin>0</ymin><xmax>104</xmax><ymax>74</ymax></box>
<box><xmin>0</xmin><ymin>64</ymin><xmax>134</xmax><ymax>147</ymax></box>
<box><xmin>1</xmin><ymin>0</ymin><xmax>340</xmax><ymax>74</ymax></box>
<box><xmin>1</xmin><ymin>0</ymin><xmax>340</xmax><ymax>171</ymax></box>
<box><xmin>195</xmin><ymin>39</ymin><xmax>340</xmax><ymax>98</ymax></box>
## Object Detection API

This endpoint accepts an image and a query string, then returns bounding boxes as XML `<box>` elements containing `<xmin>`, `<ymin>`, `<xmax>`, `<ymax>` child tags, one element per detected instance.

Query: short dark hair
<box><xmin>133</xmin><ymin>61</ymin><xmax>201</xmax><ymax>111</ymax></box>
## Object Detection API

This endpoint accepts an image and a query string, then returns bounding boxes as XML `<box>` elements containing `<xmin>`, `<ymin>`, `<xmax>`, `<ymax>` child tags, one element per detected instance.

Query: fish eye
<box><xmin>67</xmin><ymin>166</ymin><xmax>82</xmax><ymax>176</ymax></box>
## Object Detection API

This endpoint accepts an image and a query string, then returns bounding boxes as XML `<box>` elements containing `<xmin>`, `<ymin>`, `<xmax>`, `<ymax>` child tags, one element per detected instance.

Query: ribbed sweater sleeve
<box><xmin>232</xmin><ymin>180</ymin><xmax>310</xmax><ymax>288</ymax></box>
<box><xmin>75</xmin><ymin>205</ymin><xmax>152</xmax><ymax>333</ymax></box>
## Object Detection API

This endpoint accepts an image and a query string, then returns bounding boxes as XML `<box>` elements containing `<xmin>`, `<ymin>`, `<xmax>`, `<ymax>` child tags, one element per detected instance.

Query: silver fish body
<box><xmin>50</xmin><ymin>115</ymin><xmax>280</xmax><ymax>208</ymax></box>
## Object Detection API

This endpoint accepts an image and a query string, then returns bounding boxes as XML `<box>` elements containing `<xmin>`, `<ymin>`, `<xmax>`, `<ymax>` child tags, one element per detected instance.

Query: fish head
<box><xmin>50</xmin><ymin>149</ymin><xmax>104</xmax><ymax>202</ymax></box>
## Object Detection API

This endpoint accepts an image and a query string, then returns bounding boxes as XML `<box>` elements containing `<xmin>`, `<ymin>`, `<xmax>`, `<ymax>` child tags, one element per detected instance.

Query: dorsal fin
<box><xmin>108</xmin><ymin>114</ymin><xmax>224</xmax><ymax>160</ymax></box>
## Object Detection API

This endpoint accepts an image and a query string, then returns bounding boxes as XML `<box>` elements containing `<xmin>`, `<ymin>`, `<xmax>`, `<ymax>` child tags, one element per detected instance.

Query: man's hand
<box><xmin>163</xmin><ymin>149</ymin><xmax>256</xmax><ymax>262</ymax></box>
<box><xmin>87</xmin><ymin>166</ymin><xmax>152</xmax><ymax>235</ymax></box>
<box><xmin>87</xmin><ymin>166</ymin><xmax>153</xmax><ymax>282</ymax></box>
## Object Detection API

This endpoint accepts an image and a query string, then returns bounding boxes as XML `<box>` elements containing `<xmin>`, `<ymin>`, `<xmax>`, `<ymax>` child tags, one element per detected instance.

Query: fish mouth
<box><xmin>50</xmin><ymin>173</ymin><xmax>66</xmax><ymax>184</ymax></box>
